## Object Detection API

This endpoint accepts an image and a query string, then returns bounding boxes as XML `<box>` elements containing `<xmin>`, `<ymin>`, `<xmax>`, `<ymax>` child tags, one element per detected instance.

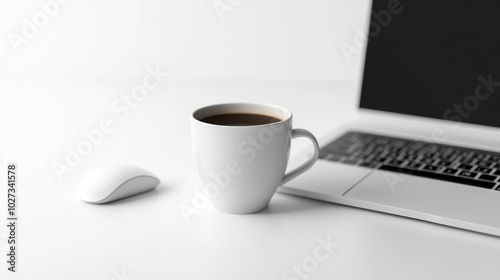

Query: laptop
<box><xmin>280</xmin><ymin>0</ymin><xmax>500</xmax><ymax>236</ymax></box>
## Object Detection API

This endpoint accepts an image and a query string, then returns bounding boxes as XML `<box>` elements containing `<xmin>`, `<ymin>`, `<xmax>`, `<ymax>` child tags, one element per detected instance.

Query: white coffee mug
<box><xmin>191</xmin><ymin>103</ymin><xmax>319</xmax><ymax>214</ymax></box>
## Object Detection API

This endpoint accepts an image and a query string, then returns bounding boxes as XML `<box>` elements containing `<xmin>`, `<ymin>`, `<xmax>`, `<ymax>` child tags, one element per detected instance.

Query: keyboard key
<box><xmin>473</xmin><ymin>153</ymin><xmax>485</xmax><ymax>159</ymax></box>
<box><xmin>405</xmin><ymin>162</ymin><xmax>423</xmax><ymax>170</ymax></box>
<box><xmin>459</xmin><ymin>171</ymin><xmax>478</xmax><ymax>179</ymax></box>
<box><xmin>494</xmin><ymin>169</ymin><xmax>500</xmax><ymax>176</ymax></box>
<box><xmin>459</xmin><ymin>164</ymin><xmax>475</xmax><ymax>171</ymax></box>
<box><xmin>433</xmin><ymin>159</ymin><xmax>445</xmax><ymax>165</ymax></box>
<box><xmin>461</xmin><ymin>158</ymin><xmax>477</xmax><ymax>165</ymax></box>
<box><xmin>422</xmin><ymin>158</ymin><xmax>434</xmax><ymax>165</ymax></box>
<box><xmin>376</xmin><ymin>157</ymin><xmax>389</xmax><ymax>163</ymax></box>
<box><xmin>479</xmin><ymin>174</ymin><xmax>497</xmax><ymax>182</ymax></box>
<box><xmin>440</xmin><ymin>160</ymin><xmax>455</xmax><ymax>167</ymax></box>
<box><xmin>474</xmin><ymin>167</ymin><xmax>493</xmax><ymax>174</ymax></box>
<box><xmin>388</xmin><ymin>159</ymin><xmax>405</xmax><ymax>166</ymax></box>
<box><xmin>379</xmin><ymin>165</ymin><xmax>495</xmax><ymax>189</ymax></box>
<box><xmin>442</xmin><ymin>168</ymin><xmax>459</xmax><ymax>175</ymax></box>
<box><xmin>476</xmin><ymin>161</ymin><xmax>493</xmax><ymax>168</ymax></box>
<box><xmin>422</xmin><ymin>164</ymin><xmax>439</xmax><ymax>172</ymax></box>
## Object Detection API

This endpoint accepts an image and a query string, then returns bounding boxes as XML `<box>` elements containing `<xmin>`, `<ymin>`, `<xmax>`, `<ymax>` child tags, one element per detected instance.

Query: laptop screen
<box><xmin>359</xmin><ymin>0</ymin><xmax>500</xmax><ymax>128</ymax></box>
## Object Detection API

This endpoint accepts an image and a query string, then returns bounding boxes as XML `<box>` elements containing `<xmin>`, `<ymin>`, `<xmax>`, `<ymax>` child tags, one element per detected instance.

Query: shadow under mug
<box><xmin>191</xmin><ymin>103</ymin><xmax>319</xmax><ymax>214</ymax></box>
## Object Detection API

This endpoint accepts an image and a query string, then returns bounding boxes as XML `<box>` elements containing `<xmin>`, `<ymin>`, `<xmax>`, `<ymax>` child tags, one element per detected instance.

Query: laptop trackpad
<box><xmin>344</xmin><ymin>170</ymin><xmax>500</xmax><ymax>229</ymax></box>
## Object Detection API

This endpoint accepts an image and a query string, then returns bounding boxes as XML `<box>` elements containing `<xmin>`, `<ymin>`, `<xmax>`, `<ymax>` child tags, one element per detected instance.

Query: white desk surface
<box><xmin>1</xmin><ymin>78</ymin><xmax>499</xmax><ymax>280</ymax></box>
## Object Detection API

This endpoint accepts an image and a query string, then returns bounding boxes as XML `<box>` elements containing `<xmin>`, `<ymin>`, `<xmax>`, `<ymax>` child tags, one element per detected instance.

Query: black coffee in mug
<box><xmin>200</xmin><ymin>113</ymin><xmax>282</xmax><ymax>126</ymax></box>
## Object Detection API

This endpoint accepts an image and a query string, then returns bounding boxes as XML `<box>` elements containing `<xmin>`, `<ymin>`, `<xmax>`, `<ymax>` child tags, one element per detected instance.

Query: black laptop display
<box><xmin>360</xmin><ymin>0</ymin><xmax>500</xmax><ymax>128</ymax></box>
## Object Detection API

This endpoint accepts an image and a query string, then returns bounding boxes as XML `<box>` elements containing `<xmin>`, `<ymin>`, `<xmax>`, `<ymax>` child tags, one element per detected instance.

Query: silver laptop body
<box><xmin>281</xmin><ymin>0</ymin><xmax>500</xmax><ymax>237</ymax></box>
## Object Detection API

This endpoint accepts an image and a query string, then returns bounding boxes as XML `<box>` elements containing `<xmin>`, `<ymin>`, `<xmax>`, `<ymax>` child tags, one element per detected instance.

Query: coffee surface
<box><xmin>200</xmin><ymin>113</ymin><xmax>281</xmax><ymax>126</ymax></box>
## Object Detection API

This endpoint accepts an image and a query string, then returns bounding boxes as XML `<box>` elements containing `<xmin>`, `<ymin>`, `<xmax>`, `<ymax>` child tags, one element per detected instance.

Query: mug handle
<box><xmin>281</xmin><ymin>128</ymin><xmax>320</xmax><ymax>185</ymax></box>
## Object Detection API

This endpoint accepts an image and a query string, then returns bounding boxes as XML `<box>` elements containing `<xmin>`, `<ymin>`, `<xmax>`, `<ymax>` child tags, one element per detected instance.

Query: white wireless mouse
<box><xmin>76</xmin><ymin>165</ymin><xmax>160</xmax><ymax>204</ymax></box>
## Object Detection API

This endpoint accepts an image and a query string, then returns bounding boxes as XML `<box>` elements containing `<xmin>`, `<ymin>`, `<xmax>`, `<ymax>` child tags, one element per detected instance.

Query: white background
<box><xmin>4</xmin><ymin>1</ymin><xmax>499</xmax><ymax>280</ymax></box>
<box><xmin>0</xmin><ymin>0</ymin><xmax>370</xmax><ymax>82</ymax></box>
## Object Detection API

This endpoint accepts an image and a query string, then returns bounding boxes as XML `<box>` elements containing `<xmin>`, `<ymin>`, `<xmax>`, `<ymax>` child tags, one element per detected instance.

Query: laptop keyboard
<box><xmin>319</xmin><ymin>131</ymin><xmax>500</xmax><ymax>190</ymax></box>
